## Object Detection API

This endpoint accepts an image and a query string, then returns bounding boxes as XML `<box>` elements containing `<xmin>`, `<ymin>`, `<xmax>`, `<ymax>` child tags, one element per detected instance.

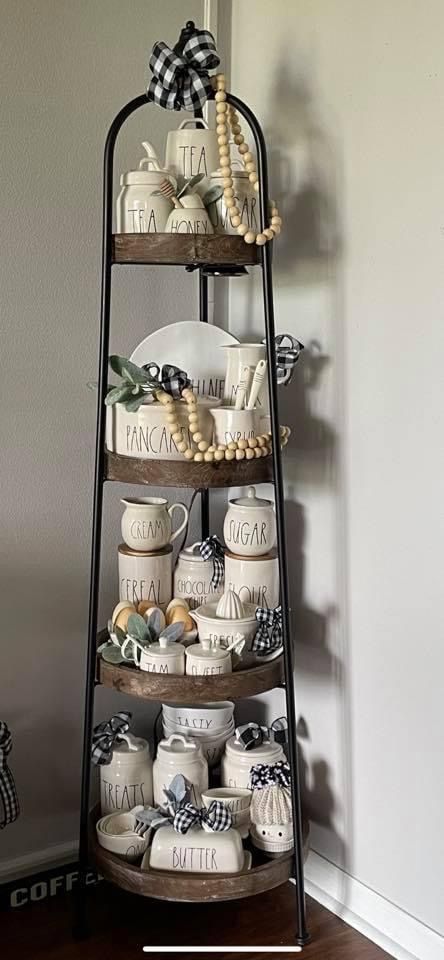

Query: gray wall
<box><xmin>230</xmin><ymin>0</ymin><xmax>444</xmax><ymax>938</ymax></box>
<box><xmin>0</xmin><ymin>0</ymin><xmax>205</xmax><ymax>868</ymax></box>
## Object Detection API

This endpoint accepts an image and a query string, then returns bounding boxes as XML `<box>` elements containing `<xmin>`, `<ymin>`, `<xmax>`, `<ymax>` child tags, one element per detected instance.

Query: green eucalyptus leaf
<box><xmin>109</xmin><ymin>355</ymin><xmax>152</xmax><ymax>385</ymax></box>
<box><xmin>160</xmin><ymin>622</ymin><xmax>185</xmax><ymax>642</ymax></box>
<box><xmin>101</xmin><ymin>645</ymin><xmax>125</xmax><ymax>664</ymax></box>
<box><xmin>105</xmin><ymin>384</ymin><xmax>135</xmax><ymax>406</ymax></box>
<box><xmin>146</xmin><ymin>608</ymin><xmax>162</xmax><ymax>639</ymax></box>
<box><xmin>124</xmin><ymin>390</ymin><xmax>148</xmax><ymax>413</ymax></box>
<box><xmin>114</xmin><ymin>624</ymin><xmax>127</xmax><ymax>642</ymax></box>
<box><xmin>127</xmin><ymin>613</ymin><xmax>150</xmax><ymax>642</ymax></box>
<box><xmin>203</xmin><ymin>185</ymin><xmax>224</xmax><ymax>206</ymax></box>
<box><xmin>177</xmin><ymin>173</ymin><xmax>205</xmax><ymax>199</ymax></box>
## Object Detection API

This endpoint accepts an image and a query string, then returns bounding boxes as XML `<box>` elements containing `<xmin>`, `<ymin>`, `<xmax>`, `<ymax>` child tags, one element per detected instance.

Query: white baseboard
<box><xmin>304</xmin><ymin>850</ymin><xmax>444</xmax><ymax>960</ymax></box>
<box><xmin>0</xmin><ymin>841</ymin><xmax>78</xmax><ymax>883</ymax></box>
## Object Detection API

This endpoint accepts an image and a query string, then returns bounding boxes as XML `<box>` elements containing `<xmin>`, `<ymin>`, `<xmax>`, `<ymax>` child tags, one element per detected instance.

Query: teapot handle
<box><xmin>177</xmin><ymin>118</ymin><xmax>209</xmax><ymax>131</ymax></box>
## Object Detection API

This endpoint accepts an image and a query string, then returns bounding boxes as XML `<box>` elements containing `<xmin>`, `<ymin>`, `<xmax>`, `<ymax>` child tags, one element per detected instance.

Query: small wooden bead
<box><xmin>220</xmin><ymin>166</ymin><xmax>231</xmax><ymax>178</ymax></box>
<box><xmin>256</xmin><ymin>233</ymin><xmax>267</xmax><ymax>246</ymax></box>
<box><xmin>182</xmin><ymin>388</ymin><xmax>193</xmax><ymax>399</ymax></box>
<box><xmin>222</xmin><ymin>177</ymin><xmax>233</xmax><ymax>188</ymax></box>
<box><xmin>216</xmin><ymin>102</ymin><xmax>227</xmax><ymax>114</ymax></box>
<box><xmin>265</xmin><ymin>445</ymin><xmax>273</xmax><ymax>456</ymax></box>
<box><xmin>188</xmin><ymin>412</ymin><xmax>199</xmax><ymax>425</ymax></box>
<box><xmin>218</xmin><ymin>134</ymin><xmax>228</xmax><ymax>146</ymax></box>
<box><xmin>237</xmin><ymin>223</ymin><xmax>248</xmax><ymax>236</ymax></box>
<box><xmin>225</xmin><ymin>449</ymin><xmax>235</xmax><ymax>461</ymax></box>
<box><xmin>215</xmin><ymin>73</ymin><xmax>225</xmax><ymax>85</ymax></box>
<box><xmin>261</xmin><ymin>446</ymin><xmax>269</xmax><ymax>457</ymax></box>
<box><xmin>192</xmin><ymin>432</ymin><xmax>203</xmax><ymax>443</ymax></box>
<box><xmin>186</xmin><ymin>393</ymin><xmax>197</xmax><ymax>405</ymax></box>
<box><xmin>237</xmin><ymin>439</ymin><xmax>248</xmax><ymax>450</ymax></box>
<box><xmin>234</xmin><ymin>134</ymin><xmax>244</xmax><ymax>145</ymax></box>
<box><xmin>177</xmin><ymin>441</ymin><xmax>188</xmax><ymax>453</ymax></box>
<box><xmin>204</xmin><ymin>451</ymin><xmax>214</xmax><ymax>462</ymax></box>
<box><xmin>238</xmin><ymin>142</ymin><xmax>249</xmax><ymax>155</ymax></box>
<box><xmin>166</xmin><ymin>412</ymin><xmax>177</xmax><ymax>423</ymax></box>
<box><xmin>254</xmin><ymin>181</ymin><xmax>260</xmax><ymax>192</ymax></box>
<box><xmin>254</xmin><ymin>446</ymin><xmax>262</xmax><ymax>458</ymax></box>
<box><xmin>157</xmin><ymin>391</ymin><xmax>170</xmax><ymax>405</ymax></box>
<box><xmin>214</xmin><ymin>449</ymin><xmax>225</xmax><ymax>461</ymax></box>
<box><xmin>208</xmin><ymin>445</ymin><xmax>217</xmax><ymax>453</ymax></box>
<box><xmin>215</xmin><ymin>90</ymin><xmax>226</xmax><ymax>102</ymax></box>
<box><xmin>245</xmin><ymin>161</ymin><xmax>255</xmax><ymax>173</ymax></box>
<box><xmin>225</xmin><ymin>197</ymin><xmax>236</xmax><ymax>208</ymax></box>
<box><xmin>271</xmin><ymin>224</ymin><xmax>281</xmax><ymax>235</ymax></box>
<box><xmin>271</xmin><ymin>216</ymin><xmax>282</xmax><ymax>226</ymax></box>
<box><xmin>248</xmin><ymin>172</ymin><xmax>258</xmax><ymax>184</ymax></box>
<box><xmin>224</xmin><ymin>186</ymin><xmax>234</xmax><ymax>198</ymax></box>
<box><xmin>257</xmin><ymin>436</ymin><xmax>266</xmax><ymax>447</ymax></box>
<box><xmin>217</xmin><ymin>444</ymin><xmax>227</xmax><ymax>451</ymax></box>
<box><xmin>194</xmin><ymin>452</ymin><xmax>204</xmax><ymax>462</ymax></box>
<box><xmin>231</xmin><ymin>123</ymin><xmax>241</xmax><ymax>135</ymax></box>
<box><xmin>271</xmin><ymin>207</ymin><xmax>279</xmax><ymax>217</ymax></box>
<box><xmin>229</xmin><ymin>206</ymin><xmax>240</xmax><ymax>217</ymax></box>
<box><xmin>168</xmin><ymin>422</ymin><xmax>180</xmax><ymax>434</ymax></box>
<box><xmin>263</xmin><ymin>228</ymin><xmax>275</xmax><ymax>239</ymax></box>
<box><xmin>247</xmin><ymin>437</ymin><xmax>258</xmax><ymax>448</ymax></box>
<box><xmin>231</xmin><ymin>215</ymin><xmax>241</xmax><ymax>227</ymax></box>
<box><xmin>184</xmin><ymin>448</ymin><xmax>194</xmax><ymax>460</ymax></box>
<box><xmin>227</xmin><ymin>441</ymin><xmax>237</xmax><ymax>451</ymax></box>
<box><xmin>244</xmin><ymin>231</ymin><xmax>257</xmax><ymax>244</ymax></box>
<box><xmin>172</xmin><ymin>431</ymin><xmax>182</xmax><ymax>443</ymax></box>
<box><xmin>219</xmin><ymin>144</ymin><xmax>229</xmax><ymax>157</ymax></box>
<box><xmin>235</xmin><ymin>448</ymin><xmax>245</xmax><ymax>460</ymax></box>
<box><xmin>164</xmin><ymin>395</ymin><xmax>175</xmax><ymax>406</ymax></box>
<box><xmin>198</xmin><ymin>440</ymin><xmax>209</xmax><ymax>452</ymax></box>
<box><xmin>245</xmin><ymin>448</ymin><xmax>255</xmax><ymax>460</ymax></box>
<box><xmin>216</xmin><ymin>124</ymin><xmax>227</xmax><ymax>136</ymax></box>
<box><xmin>281</xmin><ymin>437</ymin><xmax>288</xmax><ymax>447</ymax></box>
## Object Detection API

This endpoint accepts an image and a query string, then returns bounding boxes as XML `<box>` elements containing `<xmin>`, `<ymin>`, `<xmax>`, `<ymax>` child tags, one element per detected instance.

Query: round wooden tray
<box><xmin>97</xmin><ymin>653</ymin><xmax>284</xmax><ymax>703</ymax></box>
<box><xmin>90</xmin><ymin>812</ymin><xmax>309</xmax><ymax>903</ymax></box>
<box><xmin>105</xmin><ymin>450</ymin><xmax>273</xmax><ymax>489</ymax></box>
<box><xmin>112</xmin><ymin>233</ymin><xmax>260</xmax><ymax>267</ymax></box>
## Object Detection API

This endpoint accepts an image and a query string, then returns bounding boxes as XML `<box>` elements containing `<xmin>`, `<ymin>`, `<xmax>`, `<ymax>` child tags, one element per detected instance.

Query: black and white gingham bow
<box><xmin>147</xmin><ymin>30</ymin><xmax>220</xmax><ymax>112</ymax></box>
<box><xmin>0</xmin><ymin>722</ymin><xmax>19</xmax><ymax>829</ymax></box>
<box><xmin>235</xmin><ymin>717</ymin><xmax>288</xmax><ymax>751</ymax></box>
<box><xmin>199</xmin><ymin>536</ymin><xmax>225</xmax><ymax>588</ymax></box>
<box><xmin>262</xmin><ymin>335</ymin><xmax>304</xmax><ymax>384</ymax></box>
<box><xmin>252</xmin><ymin>605</ymin><xmax>283</xmax><ymax>656</ymax></box>
<box><xmin>249</xmin><ymin>761</ymin><xmax>291</xmax><ymax>790</ymax></box>
<box><xmin>142</xmin><ymin>363</ymin><xmax>191</xmax><ymax>399</ymax></box>
<box><xmin>173</xmin><ymin>800</ymin><xmax>232</xmax><ymax>835</ymax></box>
<box><xmin>91</xmin><ymin>712</ymin><xmax>131</xmax><ymax>766</ymax></box>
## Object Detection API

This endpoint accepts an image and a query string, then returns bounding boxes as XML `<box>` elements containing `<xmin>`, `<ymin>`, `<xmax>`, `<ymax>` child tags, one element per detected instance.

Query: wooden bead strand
<box><xmin>213</xmin><ymin>73</ymin><xmax>282</xmax><ymax>246</ymax></box>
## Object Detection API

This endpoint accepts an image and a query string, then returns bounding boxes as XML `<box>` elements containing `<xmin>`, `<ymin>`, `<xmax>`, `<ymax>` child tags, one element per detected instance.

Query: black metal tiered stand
<box><xmin>77</xmin><ymin>51</ymin><xmax>309</xmax><ymax>951</ymax></box>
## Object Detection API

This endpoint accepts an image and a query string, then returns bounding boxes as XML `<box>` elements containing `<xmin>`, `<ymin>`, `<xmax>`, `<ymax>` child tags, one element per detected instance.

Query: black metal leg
<box><xmin>199</xmin><ymin>269</ymin><xmax>210</xmax><ymax>540</ymax></box>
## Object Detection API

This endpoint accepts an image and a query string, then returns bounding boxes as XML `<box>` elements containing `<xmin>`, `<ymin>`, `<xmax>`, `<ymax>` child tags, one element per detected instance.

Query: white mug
<box><xmin>121</xmin><ymin>497</ymin><xmax>189</xmax><ymax>552</ymax></box>
<box><xmin>210</xmin><ymin>406</ymin><xmax>259</xmax><ymax>446</ymax></box>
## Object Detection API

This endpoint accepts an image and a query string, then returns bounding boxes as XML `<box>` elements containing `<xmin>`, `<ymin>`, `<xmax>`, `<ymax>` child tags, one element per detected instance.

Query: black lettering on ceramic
<box><xmin>225</xmin><ymin>519</ymin><xmax>267</xmax><ymax>548</ymax></box>
<box><xmin>120</xmin><ymin>577</ymin><xmax>161</xmax><ymax>605</ymax></box>
<box><xmin>101</xmin><ymin>779</ymin><xmax>146</xmax><ymax>810</ymax></box>
<box><xmin>130</xmin><ymin>519</ymin><xmax>164</xmax><ymax>541</ymax></box>
<box><xmin>171</xmin><ymin>845</ymin><xmax>217</xmax><ymax>870</ymax></box>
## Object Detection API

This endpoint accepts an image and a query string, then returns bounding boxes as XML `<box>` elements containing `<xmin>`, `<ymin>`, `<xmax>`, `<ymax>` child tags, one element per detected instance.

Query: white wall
<box><xmin>230</xmin><ymin>0</ymin><xmax>444</xmax><ymax>941</ymax></box>
<box><xmin>0</xmin><ymin>0</ymin><xmax>205</xmax><ymax>868</ymax></box>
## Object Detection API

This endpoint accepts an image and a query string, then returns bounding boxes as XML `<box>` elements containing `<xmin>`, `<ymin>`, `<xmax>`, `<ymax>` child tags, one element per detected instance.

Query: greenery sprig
<box><xmin>105</xmin><ymin>355</ymin><xmax>158</xmax><ymax>413</ymax></box>
<box><xmin>98</xmin><ymin>609</ymin><xmax>185</xmax><ymax>666</ymax></box>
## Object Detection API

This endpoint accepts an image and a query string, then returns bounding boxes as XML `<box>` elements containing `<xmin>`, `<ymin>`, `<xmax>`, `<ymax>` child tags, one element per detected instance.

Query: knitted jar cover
<box><xmin>251</xmin><ymin>784</ymin><xmax>292</xmax><ymax>825</ymax></box>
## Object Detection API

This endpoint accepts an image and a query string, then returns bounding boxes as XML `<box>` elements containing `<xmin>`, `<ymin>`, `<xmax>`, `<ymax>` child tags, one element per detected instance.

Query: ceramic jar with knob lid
<box><xmin>100</xmin><ymin>732</ymin><xmax>153</xmax><ymax>815</ymax></box>
<box><xmin>208</xmin><ymin>159</ymin><xmax>259</xmax><ymax>236</ymax></box>
<box><xmin>185</xmin><ymin>637</ymin><xmax>232</xmax><ymax>677</ymax></box>
<box><xmin>173</xmin><ymin>541</ymin><xmax>224</xmax><ymax>610</ymax></box>
<box><xmin>165</xmin><ymin>118</ymin><xmax>219</xmax><ymax>182</ymax></box>
<box><xmin>116</xmin><ymin>141</ymin><xmax>176</xmax><ymax>233</ymax></box>
<box><xmin>223</xmin><ymin>486</ymin><xmax>277</xmax><ymax>558</ymax></box>
<box><xmin>139</xmin><ymin>636</ymin><xmax>185</xmax><ymax>675</ymax></box>
<box><xmin>165</xmin><ymin>194</ymin><xmax>213</xmax><ymax>235</ymax></box>
<box><xmin>153</xmin><ymin>734</ymin><xmax>208</xmax><ymax>807</ymax></box>
<box><xmin>221</xmin><ymin>737</ymin><xmax>285</xmax><ymax>790</ymax></box>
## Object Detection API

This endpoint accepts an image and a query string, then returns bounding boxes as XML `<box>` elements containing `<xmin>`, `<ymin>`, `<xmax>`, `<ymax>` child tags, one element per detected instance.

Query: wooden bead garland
<box><xmin>154</xmin><ymin>386</ymin><xmax>289</xmax><ymax>463</ymax></box>
<box><xmin>212</xmin><ymin>74</ymin><xmax>282</xmax><ymax>246</ymax></box>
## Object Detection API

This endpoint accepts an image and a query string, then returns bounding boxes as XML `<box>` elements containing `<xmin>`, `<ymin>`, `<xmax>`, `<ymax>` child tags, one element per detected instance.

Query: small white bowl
<box><xmin>201</xmin><ymin>787</ymin><xmax>252</xmax><ymax>814</ymax></box>
<box><xmin>161</xmin><ymin>701</ymin><xmax>235</xmax><ymax>730</ymax></box>
<box><xmin>96</xmin><ymin>813</ymin><xmax>149</xmax><ymax>862</ymax></box>
<box><xmin>190</xmin><ymin>602</ymin><xmax>258</xmax><ymax>651</ymax></box>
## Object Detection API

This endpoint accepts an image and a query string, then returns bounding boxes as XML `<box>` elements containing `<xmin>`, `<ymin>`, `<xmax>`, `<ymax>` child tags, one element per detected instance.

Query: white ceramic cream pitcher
<box><xmin>121</xmin><ymin>497</ymin><xmax>189</xmax><ymax>552</ymax></box>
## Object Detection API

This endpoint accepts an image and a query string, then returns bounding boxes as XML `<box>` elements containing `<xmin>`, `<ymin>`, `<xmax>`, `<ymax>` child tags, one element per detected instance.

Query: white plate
<box><xmin>130</xmin><ymin>321</ymin><xmax>239</xmax><ymax>400</ymax></box>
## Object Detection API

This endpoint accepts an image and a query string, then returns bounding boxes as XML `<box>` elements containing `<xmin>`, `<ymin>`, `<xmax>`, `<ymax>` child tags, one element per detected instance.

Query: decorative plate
<box><xmin>130</xmin><ymin>321</ymin><xmax>239</xmax><ymax>400</ymax></box>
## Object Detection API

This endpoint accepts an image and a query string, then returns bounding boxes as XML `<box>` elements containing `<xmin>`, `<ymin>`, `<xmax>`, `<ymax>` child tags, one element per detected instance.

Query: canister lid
<box><xmin>230</xmin><ymin>486</ymin><xmax>274</xmax><ymax>508</ymax></box>
<box><xmin>120</xmin><ymin>141</ymin><xmax>175</xmax><ymax>188</ymax></box>
<box><xmin>147</xmin><ymin>638</ymin><xmax>185</xmax><ymax>658</ymax></box>
<box><xmin>178</xmin><ymin>542</ymin><xmax>207</xmax><ymax>563</ymax></box>
<box><xmin>185</xmin><ymin>638</ymin><xmax>230</xmax><ymax>662</ymax></box>
<box><xmin>157</xmin><ymin>733</ymin><xmax>204</xmax><ymax>762</ymax></box>
<box><xmin>113</xmin><ymin>735</ymin><xmax>149</xmax><ymax>756</ymax></box>
<box><xmin>225</xmin><ymin>548</ymin><xmax>277</xmax><ymax>562</ymax></box>
<box><xmin>118</xmin><ymin>543</ymin><xmax>173</xmax><ymax>558</ymax></box>
<box><xmin>224</xmin><ymin>735</ymin><xmax>285</xmax><ymax>764</ymax></box>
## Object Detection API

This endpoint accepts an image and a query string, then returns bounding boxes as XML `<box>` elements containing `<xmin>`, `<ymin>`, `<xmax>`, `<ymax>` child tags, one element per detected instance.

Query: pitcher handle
<box><xmin>168</xmin><ymin>503</ymin><xmax>189</xmax><ymax>544</ymax></box>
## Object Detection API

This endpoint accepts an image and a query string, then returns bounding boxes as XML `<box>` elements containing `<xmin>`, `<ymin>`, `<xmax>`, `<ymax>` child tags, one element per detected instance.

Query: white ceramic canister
<box><xmin>224</xmin><ymin>549</ymin><xmax>279</xmax><ymax>609</ymax></box>
<box><xmin>185</xmin><ymin>637</ymin><xmax>232</xmax><ymax>677</ymax></box>
<box><xmin>208</xmin><ymin>159</ymin><xmax>259</xmax><ymax>235</ymax></box>
<box><xmin>106</xmin><ymin>396</ymin><xmax>219</xmax><ymax>461</ymax></box>
<box><xmin>223</xmin><ymin>486</ymin><xmax>277</xmax><ymax>558</ymax></box>
<box><xmin>210</xmin><ymin>406</ymin><xmax>259</xmax><ymax>446</ymax></box>
<box><xmin>173</xmin><ymin>541</ymin><xmax>224</xmax><ymax>610</ymax></box>
<box><xmin>139</xmin><ymin>636</ymin><xmax>185</xmax><ymax>675</ymax></box>
<box><xmin>165</xmin><ymin>118</ymin><xmax>219</xmax><ymax>182</ymax></box>
<box><xmin>222</xmin><ymin>343</ymin><xmax>268</xmax><ymax>413</ymax></box>
<box><xmin>116</xmin><ymin>141</ymin><xmax>176</xmax><ymax>234</ymax></box>
<box><xmin>221</xmin><ymin>736</ymin><xmax>285</xmax><ymax>790</ymax></box>
<box><xmin>118</xmin><ymin>543</ymin><xmax>173</xmax><ymax>609</ymax></box>
<box><xmin>100</xmin><ymin>732</ymin><xmax>153</xmax><ymax>815</ymax></box>
<box><xmin>121</xmin><ymin>497</ymin><xmax>189</xmax><ymax>552</ymax></box>
<box><xmin>153</xmin><ymin>734</ymin><xmax>208</xmax><ymax>807</ymax></box>
<box><xmin>165</xmin><ymin>194</ymin><xmax>213</xmax><ymax>236</ymax></box>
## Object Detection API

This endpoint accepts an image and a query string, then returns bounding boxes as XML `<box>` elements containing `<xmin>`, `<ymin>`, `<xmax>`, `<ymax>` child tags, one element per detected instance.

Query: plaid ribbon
<box><xmin>147</xmin><ymin>30</ymin><xmax>220</xmax><ymax>112</ymax></box>
<box><xmin>199</xmin><ymin>536</ymin><xmax>225</xmax><ymax>588</ymax></box>
<box><xmin>142</xmin><ymin>362</ymin><xmax>191</xmax><ymax>399</ymax></box>
<box><xmin>173</xmin><ymin>801</ymin><xmax>232</xmax><ymax>835</ymax></box>
<box><xmin>91</xmin><ymin>712</ymin><xmax>131</xmax><ymax>766</ymax></box>
<box><xmin>235</xmin><ymin>717</ymin><xmax>288</xmax><ymax>751</ymax></box>
<box><xmin>249</xmin><ymin>761</ymin><xmax>291</xmax><ymax>790</ymax></box>
<box><xmin>0</xmin><ymin>722</ymin><xmax>19</xmax><ymax>829</ymax></box>
<box><xmin>252</xmin><ymin>605</ymin><xmax>283</xmax><ymax>656</ymax></box>
<box><xmin>262</xmin><ymin>335</ymin><xmax>304</xmax><ymax>384</ymax></box>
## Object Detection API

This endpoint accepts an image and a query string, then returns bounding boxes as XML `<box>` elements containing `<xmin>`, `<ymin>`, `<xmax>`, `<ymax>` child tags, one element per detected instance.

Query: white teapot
<box><xmin>165</xmin><ymin>118</ymin><xmax>219</xmax><ymax>182</ymax></box>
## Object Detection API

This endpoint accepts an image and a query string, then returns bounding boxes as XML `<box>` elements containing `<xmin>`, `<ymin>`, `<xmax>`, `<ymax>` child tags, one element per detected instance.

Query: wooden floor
<box><xmin>2</xmin><ymin>881</ymin><xmax>394</xmax><ymax>960</ymax></box>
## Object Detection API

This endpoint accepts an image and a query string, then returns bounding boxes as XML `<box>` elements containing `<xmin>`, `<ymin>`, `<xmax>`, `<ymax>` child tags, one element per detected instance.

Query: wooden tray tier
<box><xmin>98</xmin><ymin>653</ymin><xmax>284</xmax><ymax>703</ymax></box>
<box><xmin>90</xmin><ymin>811</ymin><xmax>309</xmax><ymax>903</ymax></box>
<box><xmin>112</xmin><ymin>234</ymin><xmax>259</xmax><ymax>267</ymax></box>
<box><xmin>105</xmin><ymin>450</ymin><xmax>273</xmax><ymax>488</ymax></box>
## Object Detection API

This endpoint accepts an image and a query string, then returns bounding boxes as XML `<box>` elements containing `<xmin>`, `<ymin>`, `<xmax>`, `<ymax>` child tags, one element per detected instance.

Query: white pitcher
<box><xmin>121</xmin><ymin>497</ymin><xmax>188</xmax><ymax>552</ymax></box>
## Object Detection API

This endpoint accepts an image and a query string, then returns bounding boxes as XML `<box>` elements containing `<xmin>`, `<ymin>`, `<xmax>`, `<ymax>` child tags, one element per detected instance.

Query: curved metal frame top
<box><xmin>78</xmin><ymin>90</ymin><xmax>309</xmax><ymax>947</ymax></box>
